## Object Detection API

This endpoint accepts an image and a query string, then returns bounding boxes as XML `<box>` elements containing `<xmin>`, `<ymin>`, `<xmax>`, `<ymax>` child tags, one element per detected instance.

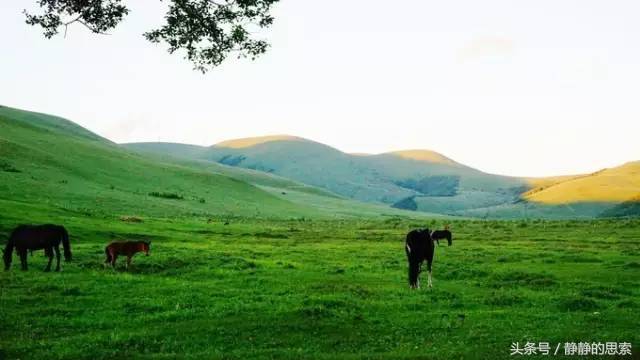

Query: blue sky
<box><xmin>1</xmin><ymin>0</ymin><xmax>639</xmax><ymax>177</ymax></box>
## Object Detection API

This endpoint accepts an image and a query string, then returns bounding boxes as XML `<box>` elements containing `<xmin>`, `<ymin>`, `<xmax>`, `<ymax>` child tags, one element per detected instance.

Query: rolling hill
<box><xmin>524</xmin><ymin>162</ymin><xmax>640</xmax><ymax>204</ymax></box>
<box><xmin>0</xmin><ymin>105</ymin><xmax>429</xmax><ymax>221</ymax></box>
<box><xmin>127</xmin><ymin>136</ymin><xmax>640</xmax><ymax>219</ymax></box>
<box><xmin>3</xmin><ymin>104</ymin><xmax>636</xmax><ymax>220</ymax></box>
<box><xmin>126</xmin><ymin>136</ymin><xmax>528</xmax><ymax>212</ymax></box>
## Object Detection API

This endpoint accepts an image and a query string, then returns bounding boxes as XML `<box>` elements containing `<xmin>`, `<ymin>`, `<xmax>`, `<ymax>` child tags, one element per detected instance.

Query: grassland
<box><xmin>0</xmin><ymin>105</ymin><xmax>424</xmax><ymax>220</ymax></box>
<box><xmin>1</xmin><ymin>213</ymin><xmax>639</xmax><ymax>359</ymax></box>
<box><xmin>0</xmin><ymin>105</ymin><xmax>638</xmax><ymax>359</ymax></box>
<box><xmin>525</xmin><ymin>162</ymin><xmax>640</xmax><ymax>204</ymax></box>
<box><xmin>128</xmin><ymin>136</ymin><xmax>640</xmax><ymax>219</ymax></box>
<box><xmin>126</xmin><ymin>135</ymin><xmax>527</xmax><ymax>209</ymax></box>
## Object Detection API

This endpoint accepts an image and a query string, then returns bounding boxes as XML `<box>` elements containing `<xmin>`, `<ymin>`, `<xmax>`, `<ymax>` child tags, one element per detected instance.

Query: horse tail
<box><xmin>61</xmin><ymin>226</ymin><xmax>72</xmax><ymax>261</ymax></box>
<box><xmin>104</xmin><ymin>245</ymin><xmax>112</xmax><ymax>264</ymax></box>
<box><xmin>408</xmin><ymin>259</ymin><xmax>420</xmax><ymax>288</ymax></box>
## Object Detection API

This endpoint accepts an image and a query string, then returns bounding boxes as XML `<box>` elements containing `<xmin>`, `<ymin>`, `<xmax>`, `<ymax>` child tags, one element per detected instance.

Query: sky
<box><xmin>1</xmin><ymin>1</ymin><xmax>639</xmax><ymax>177</ymax></box>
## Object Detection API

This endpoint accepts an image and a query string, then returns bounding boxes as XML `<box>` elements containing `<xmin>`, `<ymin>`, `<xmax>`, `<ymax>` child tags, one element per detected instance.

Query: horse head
<box><xmin>445</xmin><ymin>225</ymin><xmax>453</xmax><ymax>246</ymax></box>
<box><xmin>143</xmin><ymin>241</ymin><xmax>151</xmax><ymax>256</ymax></box>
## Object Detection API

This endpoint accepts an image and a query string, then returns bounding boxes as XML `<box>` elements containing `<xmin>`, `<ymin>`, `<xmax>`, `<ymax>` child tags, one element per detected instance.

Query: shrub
<box><xmin>485</xmin><ymin>291</ymin><xmax>525</xmax><ymax>306</ymax></box>
<box><xmin>149</xmin><ymin>191</ymin><xmax>184</xmax><ymax>200</ymax></box>
<box><xmin>218</xmin><ymin>154</ymin><xmax>246</xmax><ymax>166</ymax></box>
<box><xmin>120</xmin><ymin>216</ymin><xmax>143</xmax><ymax>223</ymax></box>
<box><xmin>581</xmin><ymin>286</ymin><xmax>631</xmax><ymax>300</ymax></box>
<box><xmin>557</xmin><ymin>296</ymin><xmax>599</xmax><ymax>311</ymax></box>
<box><xmin>394</xmin><ymin>175</ymin><xmax>460</xmax><ymax>196</ymax></box>
<box><xmin>392</xmin><ymin>196</ymin><xmax>418</xmax><ymax>211</ymax></box>
<box><xmin>0</xmin><ymin>161</ymin><xmax>20</xmax><ymax>173</ymax></box>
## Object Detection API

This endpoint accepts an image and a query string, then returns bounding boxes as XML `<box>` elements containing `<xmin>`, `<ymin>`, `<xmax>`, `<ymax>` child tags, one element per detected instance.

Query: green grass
<box><xmin>1</xmin><ymin>216</ymin><xmax>638</xmax><ymax>359</ymax></box>
<box><xmin>0</xmin><ymin>105</ymin><xmax>638</xmax><ymax>359</ymax></box>
<box><xmin>0</xmin><ymin>105</ymin><xmax>423</xmax><ymax>220</ymax></box>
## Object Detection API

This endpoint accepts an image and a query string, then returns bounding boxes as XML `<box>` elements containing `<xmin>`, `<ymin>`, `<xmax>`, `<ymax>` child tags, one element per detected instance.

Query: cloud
<box><xmin>458</xmin><ymin>36</ymin><xmax>515</xmax><ymax>62</ymax></box>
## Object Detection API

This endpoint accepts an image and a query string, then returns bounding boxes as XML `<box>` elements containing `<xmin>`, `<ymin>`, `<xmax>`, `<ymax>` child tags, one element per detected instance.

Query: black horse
<box><xmin>3</xmin><ymin>224</ymin><xmax>72</xmax><ymax>271</ymax></box>
<box><xmin>431</xmin><ymin>225</ymin><xmax>452</xmax><ymax>246</ymax></box>
<box><xmin>405</xmin><ymin>226</ymin><xmax>452</xmax><ymax>289</ymax></box>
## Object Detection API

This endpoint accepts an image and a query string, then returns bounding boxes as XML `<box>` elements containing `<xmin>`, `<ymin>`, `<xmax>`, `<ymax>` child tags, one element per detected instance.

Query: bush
<box><xmin>392</xmin><ymin>196</ymin><xmax>418</xmax><ymax>211</ymax></box>
<box><xmin>557</xmin><ymin>296</ymin><xmax>599</xmax><ymax>311</ymax></box>
<box><xmin>120</xmin><ymin>216</ymin><xmax>143</xmax><ymax>223</ymax></box>
<box><xmin>218</xmin><ymin>154</ymin><xmax>246</xmax><ymax>166</ymax></box>
<box><xmin>394</xmin><ymin>175</ymin><xmax>460</xmax><ymax>196</ymax></box>
<box><xmin>485</xmin><ymin>291</ymin><xmax>525</xmax><ymax>306</ymax></box>
<box><xmin>148</xmin><ymin>191</ymin><xmax>184</xmax><ymax>200</ymax></box>
<box><xmin>0</xmin><ymin>161</ymin><xmax>20</xmax><ymax>173</ymax></box>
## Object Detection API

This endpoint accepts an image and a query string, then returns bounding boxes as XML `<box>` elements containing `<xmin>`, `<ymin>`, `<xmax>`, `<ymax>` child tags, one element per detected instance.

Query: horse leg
<box><xmin>19</xmin><ymin>250</ymin><xmax>28</xmax><ymax>271</ymax></box>
<box><xmin>54</xmin><ymin>246</ymin><xmax>61</xmax><ymax>272</ymax></box>
<box><xmin>111</xmin><ymin>253</ymin><xmax>118</xmax><ymax>269</ymax></box>
<box><xmin>44</xmin><ymin>247</ymin><xmax>53</xmax><ymax>272</ymax></box>
<box><xmin>427</xmin><ymin>261</ymin><xmax>433</xmax><ymax>288</ymax></box>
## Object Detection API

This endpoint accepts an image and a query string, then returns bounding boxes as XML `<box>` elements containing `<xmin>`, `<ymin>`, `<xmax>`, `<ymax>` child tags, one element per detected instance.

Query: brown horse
<box><xmin>3</xmin><ymin>224</ymin><xmax>72</xmax><ymax>272</ymax></box>
<box><xmin>104</xmin><ymin>241</ymin><xmax>150</xmax><ymax>269</ymax></box>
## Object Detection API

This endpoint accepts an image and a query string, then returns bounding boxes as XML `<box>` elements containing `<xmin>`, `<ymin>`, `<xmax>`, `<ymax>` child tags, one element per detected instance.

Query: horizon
<box><xmin>7</xmin><ymin>104</ymin><xmax>640</xmax><ymax>178</ymax></box>
<box><xmin>121</xmin><ymin>133</ymin><xmax>639</xmax><ymax>178</ymax></box>
<box><xmin>3</xmin><ymin>102</ymin><xmax>640</xmax><ymax>179</ymax></box>
<box><xmin>2</xmin><ymin>0</ymin><xmax>640</xmax><ymax>177</ymax></box>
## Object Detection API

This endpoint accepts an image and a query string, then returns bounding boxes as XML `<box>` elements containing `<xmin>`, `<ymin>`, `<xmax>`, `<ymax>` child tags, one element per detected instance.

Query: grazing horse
<box><xmin>431</xmin><ymin>225</ymin><xmax>453</xmax><ymax>246</ymax></box>
<box><xmin>104</xmin><ymin>241</ymin><xmax>150</xmax><ymax>269</ymax></box>
<box><xmin>3</xmin><ymin>224</ymin><xmax>72</xmax><ymax>271</ymax></box>
<box><xmin>405</xmin><ymin>226</ymin><xmax>453</xmax><ymax>289</ymax></box>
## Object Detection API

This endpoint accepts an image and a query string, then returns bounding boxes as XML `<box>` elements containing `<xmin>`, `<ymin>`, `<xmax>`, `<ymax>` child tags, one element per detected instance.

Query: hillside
<box><xmin>0</xmin><ymin>106</ymin><xmax>427</xmax><ymax>220</ymax></box>
<box><xmin>127</xmin><ymin>136</ymin><xmax>528</xmax><ymax>213</ymax></box>
<box><xmin>524</xmin><ymin>162</ymin><xmax>640</xmax><ymax>204</ymax></box>
<box><xmin>386</xmin><ymin>149</ymin><xmax>460</xmax><ymax>166</ymax></box>
<box><xmin>127</xmin><ymin>136</ymin><xmax>639</xmax><ymax>219</ymax></box>
<box><xmin>216</xmin><ymin>135</ymin><xmax>307</xmax><ymax>149</ymax></box>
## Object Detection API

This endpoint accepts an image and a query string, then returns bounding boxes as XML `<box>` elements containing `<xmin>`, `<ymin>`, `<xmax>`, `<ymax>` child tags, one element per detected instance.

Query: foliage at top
<box><xmin>24</xmin><ymin>0</ymin><xmax>279</xmax><ymax>72</ymax></box>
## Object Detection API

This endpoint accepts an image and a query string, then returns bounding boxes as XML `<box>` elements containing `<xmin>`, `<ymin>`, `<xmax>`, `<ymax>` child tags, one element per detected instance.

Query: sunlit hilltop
<box><xmin>386</xmin><ymin>150</ymin><xmax>460</xmax><ymax>166</ymax></box>
<box><xmin>215</xmin><ymin>135</ymin><xmax>306</xmax><ymax>149</ymax></box>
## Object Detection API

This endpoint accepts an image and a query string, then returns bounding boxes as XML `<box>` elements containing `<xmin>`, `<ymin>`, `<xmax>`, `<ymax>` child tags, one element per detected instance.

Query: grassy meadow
<box><xmin>1</xmin><ymin>213</ymin><xmax>639</xmax><ymax>359</ymax></box>
<box><xmin>1</xmin><ymin>106</ymin><xmax>639</xmax><ymax>359</ymax></box>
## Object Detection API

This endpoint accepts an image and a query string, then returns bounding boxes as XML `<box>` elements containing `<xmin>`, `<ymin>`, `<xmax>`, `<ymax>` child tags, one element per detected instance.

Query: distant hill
<box><xmin>524</xmin><ymin>162</ymin><xmax>640</xmax><ymax>204</ymax></box>
<box><xmin>600</xmin><ymin>195</ymin><xmax>640</xmax><ymax>218</ymax></box>
<box><xmin>127</xmin><ymin>135</ymin><xmax>639</xmax><ymax>219</ymax></box>
<box><xmin>216</xmin><ymin>135</ymin><xmax>307</xmax><ymax>149</ymax></box>
<box><xmin>0</xmin><ymin>106</ymin><xmax>427</xmax><ymax>220</ymax></box>
<box><xmin>4</xmin><ymin>104</ymin><xmax>634</xmax><ymax>220</ymax></box>
<box><xmin>386</xmin><ymin>149</ymin><xmax>460</xmax><ymax>166</ymax></box>
<box><xmin>127</xmin><ymin>136</ymin><xmax>528</xmax><ymax>210</ymax></box>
